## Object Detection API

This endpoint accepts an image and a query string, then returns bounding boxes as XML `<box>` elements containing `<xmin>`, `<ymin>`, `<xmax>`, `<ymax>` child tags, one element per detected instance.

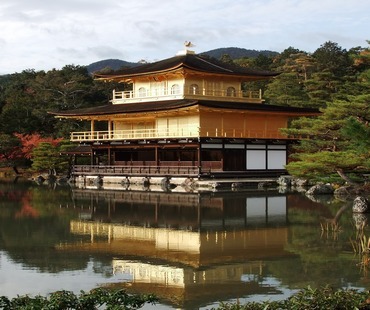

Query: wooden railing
<box><xmin>72</xmin><ymin>165</ymin><xmax>200</xmax><ymax>176</ymax></box>
<box><xmin>112</xmin><ymin>87</ymin><xmax>262</xmax><ymax>103</ymax></box>
<box><xmin>70</xmin><ymin>127</ymin><xmax>289</xmax><ymax>142</ymax></box>
<box><xmin>72</xmin><ymin>161</ymin><xmax>223</xmax><ymax>176</ymax></box>
<box><xmin>71</xmin><ymin>127</ymin><xmax>199</xmax><ymax>141</ymax></box>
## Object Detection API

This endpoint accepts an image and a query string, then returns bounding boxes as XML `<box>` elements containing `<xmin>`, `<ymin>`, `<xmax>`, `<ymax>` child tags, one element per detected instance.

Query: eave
<box><xmin>94</xmin><ymin>53</ymin><xmax>280</xmax><ymax>83</ymax></box>
<box><xmin>49</xmin><ymin>99</ymin><xmax>319</xmax><ymax>121</ymax></box>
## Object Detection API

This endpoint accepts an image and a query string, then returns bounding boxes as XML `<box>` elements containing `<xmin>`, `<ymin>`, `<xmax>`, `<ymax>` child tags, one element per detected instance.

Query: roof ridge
<box><xmin>193</xmin><ymin>54</ymin><xmax>233</xmax><ymax>72</ymax></box>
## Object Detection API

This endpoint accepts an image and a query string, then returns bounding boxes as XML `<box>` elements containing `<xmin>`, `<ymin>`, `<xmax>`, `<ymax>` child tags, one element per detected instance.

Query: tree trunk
<box><xmin>336</xmin><ymin>168</ymin><xmax>357</xmax><ymax>185</ymax></box>
<box><xmin>12</xmin><ymin>166</ymin><xmax>20</xmax><ymax>175</ymax></box>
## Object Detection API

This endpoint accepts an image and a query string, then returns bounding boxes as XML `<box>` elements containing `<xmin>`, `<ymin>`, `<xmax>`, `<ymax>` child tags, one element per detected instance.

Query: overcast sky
<box><xmin>0</xmin><ymin>0</ymin><xmax>369</xmax><ymax>74</ymax></box>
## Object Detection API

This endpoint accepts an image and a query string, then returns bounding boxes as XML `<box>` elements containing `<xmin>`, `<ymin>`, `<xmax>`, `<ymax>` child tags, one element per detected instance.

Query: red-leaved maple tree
<box><xmin>14</xmin><ymin>133</ymin><xmax>63</xmax><ymax>159</ymax></box>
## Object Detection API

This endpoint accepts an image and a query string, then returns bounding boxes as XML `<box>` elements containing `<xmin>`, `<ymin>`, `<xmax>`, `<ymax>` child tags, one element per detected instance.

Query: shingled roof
<box><xmin>50</xmin><ymin>99</ymin><xmax>318</xmax><ymax>118</ymax></box>
<box><xmin>94</xmin><ymin>53</ymin><xmax>279</xmax><ymax>80</ymax></box>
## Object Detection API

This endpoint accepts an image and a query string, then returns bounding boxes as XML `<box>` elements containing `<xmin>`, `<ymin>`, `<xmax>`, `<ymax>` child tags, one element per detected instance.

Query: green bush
<box><xmin>0</xmin><ymin>288</ymin><xmax>158</xmax><ymax>310</ymax></box>
<box><xmin>1</xmin><ymin>286</ymin><xmax>370</xmax><ymax>309</ymax></box>
<box><xmin>212</xmin><ymin>286</ymin><xmax>370</xmax><ymax>309</ymax></box>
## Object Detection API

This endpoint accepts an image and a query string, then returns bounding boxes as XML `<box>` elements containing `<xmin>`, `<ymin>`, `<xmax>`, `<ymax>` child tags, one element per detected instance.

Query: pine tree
<box><xmin>264</xmin><ymin>73</ymin><xmax>310</xmax><ymax>107</ymax></box>
<box><xmin>283</xmin><ymin>95</ymin><xmax>370</xmax><ymax>183</ymax></box>
<box><xmin>283</xmin><ymin>42</ymin><xmax>370</xmax><ymax>184</ymax></box>
<box><xmin>31</xmin><ymin>142</ymin><xmax>65</xmax><ymax>172</ymax></box>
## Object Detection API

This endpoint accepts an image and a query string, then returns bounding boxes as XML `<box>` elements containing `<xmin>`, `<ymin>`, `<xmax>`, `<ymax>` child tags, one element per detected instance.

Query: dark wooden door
<box><xmin>223</xmin><ymin>149</ymin><xmax>245</xmax><ymax>171</ymax></box>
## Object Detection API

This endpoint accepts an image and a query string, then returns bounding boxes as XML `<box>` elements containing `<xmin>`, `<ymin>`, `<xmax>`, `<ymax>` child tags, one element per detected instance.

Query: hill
<box><xmin>201</xmin><ymin>47</ymin><xmax>278</xmax><ymax>59</ymax></box>
<box><xmin>87</xmin><ymin>47</ymin><xmax>279</xmax><ymax>74</ymax></box>
<box><xmin>87</xmin><ymin>59</ymin><xmax>141</xmax><ymax>74</ymax></box>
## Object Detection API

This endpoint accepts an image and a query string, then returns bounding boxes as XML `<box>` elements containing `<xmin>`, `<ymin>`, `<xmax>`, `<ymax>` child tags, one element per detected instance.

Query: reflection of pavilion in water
<box><xmin>59</xmin><ymin>189</ymin><xmax>296</xmax><ymax>308</ymax></box>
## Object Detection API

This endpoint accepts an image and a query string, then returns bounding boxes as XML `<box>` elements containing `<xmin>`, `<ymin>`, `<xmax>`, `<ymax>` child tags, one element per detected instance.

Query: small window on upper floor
<box><xmin>189</xmin><ymin>84</ymin><xmax>199</xmax><ymax>95</ymax></box>
<box><xmin>138</xmin><ymin>87</ymin><xmax>147</xmax><ymax>97</ymax></box>
<box><xmin>171</xmin><ymin>84</ymin><xmax>180</xmax><ymax>95</ymax></box>
<box><xmin>227</xmin><ymin>86</ymin><xmax>236</xmax><ymax>97</ymax></box>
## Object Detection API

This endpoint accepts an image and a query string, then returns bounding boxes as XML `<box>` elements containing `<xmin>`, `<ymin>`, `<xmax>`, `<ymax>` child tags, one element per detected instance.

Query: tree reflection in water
<box><xmin>0</xmin><ymin>179</ymin><xmax>368</xmax><ymax>309</ymax></box>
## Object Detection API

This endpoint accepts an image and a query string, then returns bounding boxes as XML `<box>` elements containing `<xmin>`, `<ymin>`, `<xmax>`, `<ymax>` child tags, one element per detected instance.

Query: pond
<box><xmin>0</xmin><ymin>178</ymin><xmax>369</xmax><ymax>309</ymax></box>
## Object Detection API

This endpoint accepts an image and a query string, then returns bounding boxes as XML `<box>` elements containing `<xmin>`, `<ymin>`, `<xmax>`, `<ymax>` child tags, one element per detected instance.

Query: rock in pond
<box><xmin>306</xmin><ymin>183</ymin><xmax>334</xmax><ymax>196</ymax></box>
<box><xmin>353</xmin><ymin>196</ymin><xmax>369</xmax><ymax>213</ymax></box>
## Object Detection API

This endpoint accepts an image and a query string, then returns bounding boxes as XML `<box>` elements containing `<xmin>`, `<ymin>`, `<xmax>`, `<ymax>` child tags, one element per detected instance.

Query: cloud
<box><xmin>86</xmin><ymin>46</ymin><xmax>127</xmax><ymax>62</ymax></box>
<box><xmin>0</xmin><ymin>0</ymin><xmax>369</xmax><ymax>74</ymax></box>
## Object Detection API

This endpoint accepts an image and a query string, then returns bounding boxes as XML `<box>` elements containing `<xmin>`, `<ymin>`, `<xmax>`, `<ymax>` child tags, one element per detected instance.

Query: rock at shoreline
<box><xmin>277</xmin><ymin>176</ymin><xmax>313</xmax><ymax>191</ymax></box>
<box><xmin>306</xmin><ymin>184</ymin><xmax>334</xmax><ymax>196</ymax></box>
<box><xmin>353</xmin><ymin>196</ymin><xmax>369</xmax><ymax>213</ymax></box>
<box><xmin>277</xmin><ymin>176</ymin><xmax>292</xmax><ymax>187</ymax></box>
<box><xmin>291</xmin><ymin>178</ymin><xmax>310</xmax><ymax>187</ymax></box>
<box><xmin>35</xmin><ymin>175</ymin><xmax>45</xmax><ymax>184</ymax></box>
<box><xmin>334</xmin><ymin>186</ymin><xmax>353</xmax><ymax>198</ymax></box>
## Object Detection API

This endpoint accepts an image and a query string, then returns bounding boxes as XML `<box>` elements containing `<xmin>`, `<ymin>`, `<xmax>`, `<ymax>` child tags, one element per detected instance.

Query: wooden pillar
<box><xmin>197</xmin><ymin>200</ymin><xmax>201</xmax><ymax>227</ymax></box>
<box><xmin>108</xmin><ymin>120</ymin><xmax>112</xmax><ymax>139</ymax></box>
<box><xmin>90</xmin><ymin>149</ymin><xmax>94</xmax><ymax>166</ymax></box>
<box><xmin>155</xmin><ymin>146</ymin><xmax>159</xmax><ymax>166</ymax></box>
<box><xmin>91</xmin><ymin>120</ymin><xmax>95</xmax><ymax>139</ymax></box>
<box><xmin>108</xmin><ymin>147</ymin><xmax>111</xmax><ymax>165</ymax></box>
<box><xmin>197</xmin><ymin>143</ymin><xmax>202</xmax><ymax>175</ymax></box>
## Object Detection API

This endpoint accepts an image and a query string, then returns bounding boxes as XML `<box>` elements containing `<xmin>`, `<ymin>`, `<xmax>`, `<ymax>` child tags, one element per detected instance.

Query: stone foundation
<box><xmin>75</xmin><ymin>175</ymin><xmax>193</xmax><ymax>188</ymax></box>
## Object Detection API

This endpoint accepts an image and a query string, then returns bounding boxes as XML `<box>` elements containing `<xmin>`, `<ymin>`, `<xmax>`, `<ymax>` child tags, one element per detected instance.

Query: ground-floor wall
<box><xmin>77</xmin><ymin>138</ymin><xmax>290</xmax><ymax>176</ymax></box>
<box><xmin>200</xmin><ymin>140</ymin><xmax>287</xmax><ymax>171</ymax></box>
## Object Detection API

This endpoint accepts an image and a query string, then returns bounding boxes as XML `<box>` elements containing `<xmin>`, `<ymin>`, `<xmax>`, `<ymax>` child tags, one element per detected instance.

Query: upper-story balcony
<box><xmin>70</xmin><ymin>126</ymin><xmax>289</xmax><ymax>142</ymax></box>
<box><xmin>111</xmin><ymin>86</ymin><xmax>262</xmax><ymax>104</ymax></box>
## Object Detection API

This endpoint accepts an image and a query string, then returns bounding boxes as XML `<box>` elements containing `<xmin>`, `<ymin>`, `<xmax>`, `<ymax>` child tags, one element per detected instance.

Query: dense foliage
<box><xmin>86</xmin><ymin>59</ymin><xmax>140</xmax><ymax>75</ymax></box>
<box><xmin>0</xmin><ymin>288</ymin><xmax>158</xmax><ymax>310</ymax></box>
<box><xmin>280</xmin><ymin>42</ymin><xmax>370</xmax><ymax>183</ymax></box>
<box><xmin>0</xmin><ymin>65</ymin><xmax>119</xmax><ymax>172</ymax></box>
<box><xmin>0</xmin><ymin>40</ymin><xmax>369</xmax><ymax>180</ymax></box>
<box><xmin>201</xmin><ymin>47</ymin><xmax>279</xmax><ymax>60</ymax></box>
<box><xmin>1</xmin><ymin>286</ymin><xmax>369</xmax><ymax>309</ymax></box>
<box><xmin>212</xmin><ymin>286</ymin><xmax>370</xmax><ymax>310</ymax></box>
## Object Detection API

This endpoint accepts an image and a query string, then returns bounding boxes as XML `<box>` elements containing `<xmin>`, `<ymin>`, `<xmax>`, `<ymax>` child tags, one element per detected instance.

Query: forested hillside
<box><xmin>87</xmin><ymin>59</ymin><xmax>140</xmax><ymax>74</ymax></box>
<box><xmin>0</xmin><ymin>40</ymin><xmax>369</xmax><ymax>182</ymax></box>
<box><xmin>86</xmin><ymin>47</ymin><xmax>278</xmax><ymax>74</ymax></box>
<box><xmin>201</xmin><ymin>47</ymin><xmax>278</xmax><ymax>59</ymax></box>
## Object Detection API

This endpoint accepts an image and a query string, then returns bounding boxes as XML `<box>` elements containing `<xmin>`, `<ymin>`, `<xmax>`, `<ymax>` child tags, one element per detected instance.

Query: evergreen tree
<box><xmin>304</xmin><ymin>71</ymin><xmax>340</xmax><ymax>108</ymax></box>
<box><xmin>0</xmin><ymin>70</ymin><xmax>43</xmax><ymax>134</ymax></box>
<box><xmin>236</xmin><ymin>55</ymin><xmax>275</xmax><ymax>95</ymax></box>
<box><xmin>271</xmin><ymin>46</ymin><xmax>302</xmax><ymax>70</ymax></box>
<box><xmin>0</xmin><ymin>133</ymin><xmax>21</xmax><ymax>165</ymax></box>
<box><xmin>300</xmin><ymin>41</ymin><xmax>353</xmax><ymax>108</ymax></box>
<box><xmin>284</xmin><ymin>41</ymin><xmax>370</xmax><ymax>184</ymax></box>
<box><xmin>312</xmin><ymin>41</ymin><xmax>351</xmax><ymax>77</ymax></box>
<box><xmin>283</xmin><ymin>94</ymin><xmax>370</xmax><ymax>183</ymax></box>
<box><xmin>264</xmin><ymin>73</ymin><xmax>310</xmax><ymax>107</ymax></box>
<box><xmin>264</xmin><ymin>50</ymin><xmax>314</xmax><ymax>107</ymax></box>
<box><xmin>31</xmin><ymin>142</ymin><xmax>61</xmax><ymax>172</ymax></box>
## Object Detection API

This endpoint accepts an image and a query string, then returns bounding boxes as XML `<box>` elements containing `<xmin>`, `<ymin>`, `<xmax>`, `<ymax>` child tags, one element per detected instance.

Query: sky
<box><xmin>0</xmin><ymin>0</ymin><xmax>369</xmax><ymax>74</ymax></box>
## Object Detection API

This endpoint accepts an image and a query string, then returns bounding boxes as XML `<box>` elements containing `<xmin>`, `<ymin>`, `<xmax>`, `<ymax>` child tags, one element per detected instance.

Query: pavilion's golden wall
<box><xmin>199</xmin><ymin>109</ymin><xmax>288</xmax><ymax>139</ymax></box>
<box><xmin>111</xmin><ymin>108</ymin><xmax>288</xmax><ymax>139</ymax></box>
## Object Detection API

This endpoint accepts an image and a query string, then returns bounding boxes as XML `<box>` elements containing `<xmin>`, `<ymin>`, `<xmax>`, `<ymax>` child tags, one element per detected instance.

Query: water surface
<box><xmin>0</xmin><ymin>179</ymin><xmax>368</xmax><ymax>309</ymax></box>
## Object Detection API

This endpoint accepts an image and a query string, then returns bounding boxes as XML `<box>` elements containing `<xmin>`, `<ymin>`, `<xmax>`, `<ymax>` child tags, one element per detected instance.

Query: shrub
<box><xmin>0</xmin><ymin>288</ymin><xmax>158</xmax><ymax>310</ymax></box>
<box><xmin>212</xmin><ymin>286</ymin><xmax>370</xmax><ymax>310</ymax></box>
